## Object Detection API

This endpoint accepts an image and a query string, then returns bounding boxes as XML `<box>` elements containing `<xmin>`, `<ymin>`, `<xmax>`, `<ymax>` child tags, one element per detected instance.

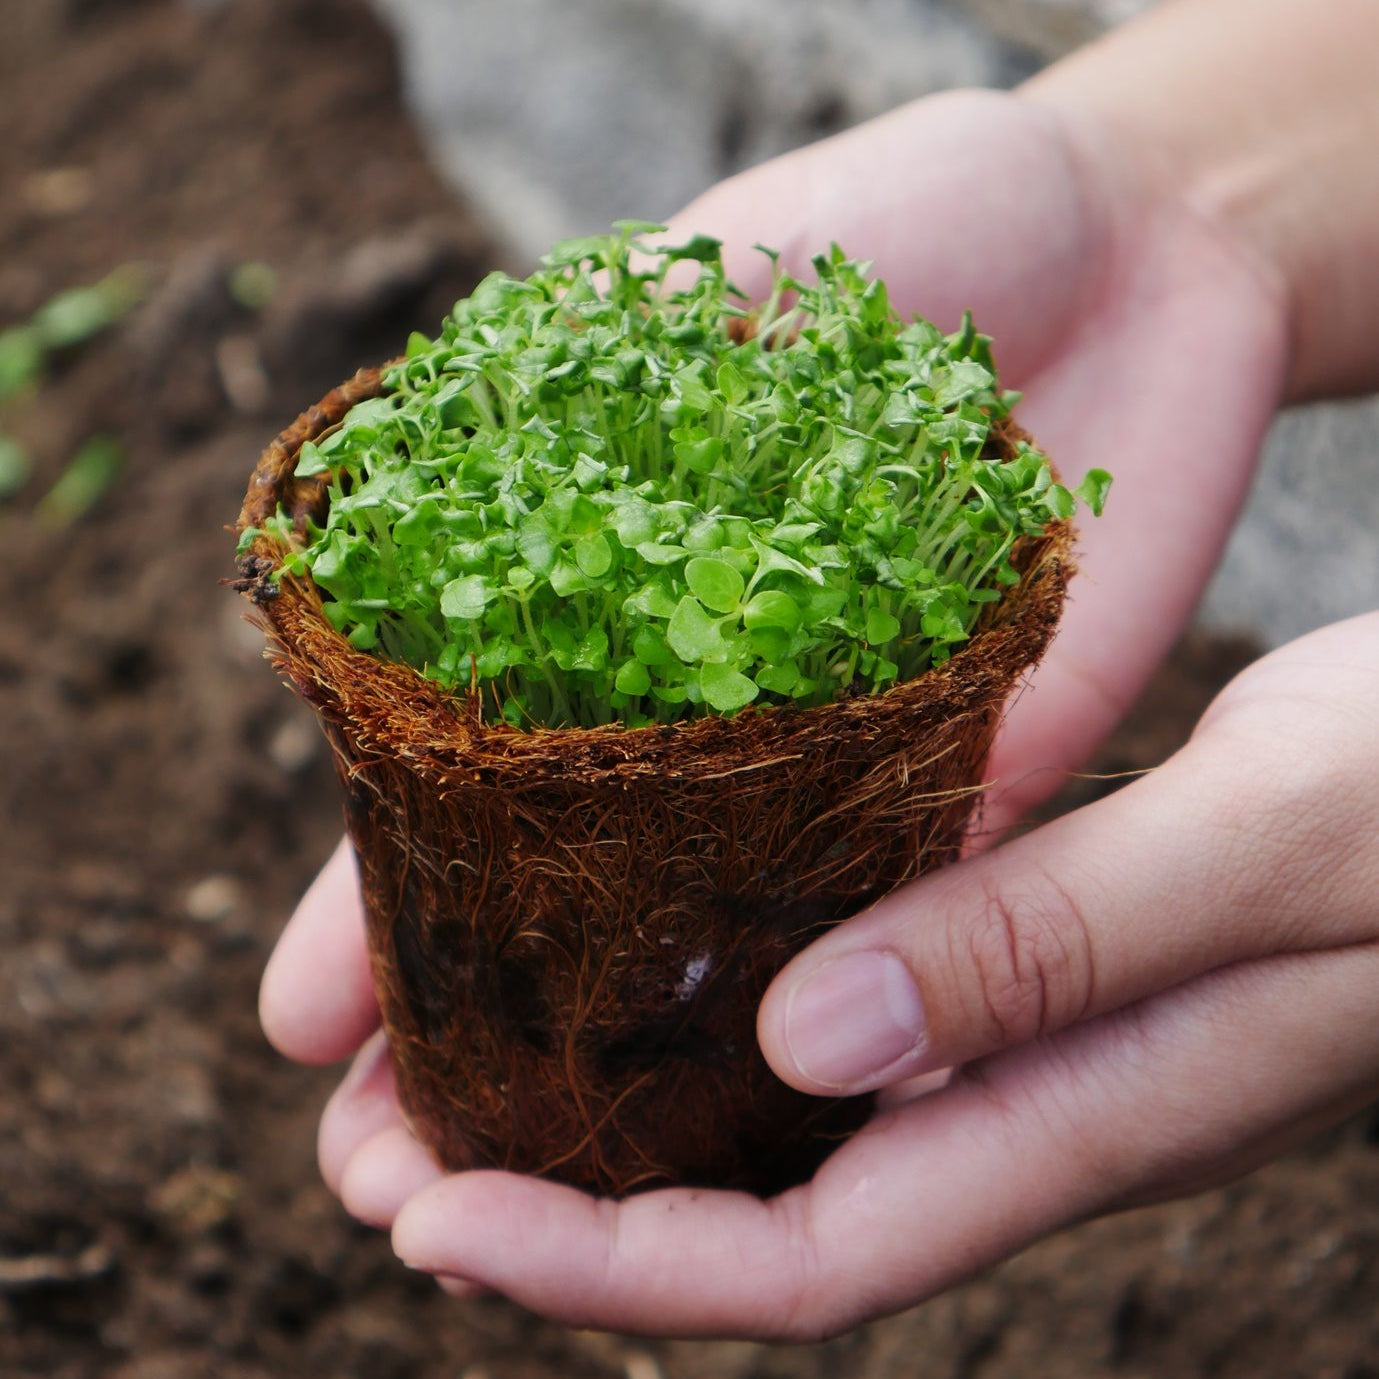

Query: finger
<box><xmin>759</xmin><ymin>663</ymin><xmax>1379</xmax><ymax>1095</ymax></box>
<box><xmin>259</xmin><ymin>836</ymin><xmax>380</xmax><ymax>1064</ymax></box>
<box><xmin>317</xmin><ymin>1029</ymin><xmax>402</xmax><ymax>1195</ymax></box>
<box><xmin>339</xmin><ymin>1125</ymin><xmax>443</xmax><ymax>1229</ymax></box>
<box><xmin>390</xmin><ymin>945</ymin><xmax>1379</xmax><ymax>1340</ymax></box>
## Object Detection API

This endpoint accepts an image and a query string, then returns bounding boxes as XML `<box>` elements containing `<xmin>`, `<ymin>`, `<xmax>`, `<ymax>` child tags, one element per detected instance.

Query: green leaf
<box><xmin>673</xmin><ymin>431</ymin><xmax>722</xmax><ymax>475</ymax></box>
<box><xmin>542</xmin><ymin>234</ymin><xmax>610</xmax><ymax>268</ymax></box>
<box><xmin>632</xmin><ymin>624</ymin><xmax>674</xmax><ymax>665</ymax></box>
<box><xmin>575</xmin><ymin>532</ymin><xmax>614</xmax><ymax>578</ymax></box>
<box><xmin>930</xmin><ymin>360</ymin><xmax>994</xmax><ymax>408</ymax></box>
<box><xmin>700</xmin><ymin>661</ymin><xmax>759</xmax><ymax>712</ymax></box>
<box><xmin>716</xmin><ymin>361</ymin><xmax>749</xmax><ymax>406</ymax></box>
<box><xmin>755</xmin><ymin>662</ymin><xmax>799</xmax><ymax>696</ymax></box>
<box><xmin>865</xmin><ymin>607</ymin><xmax>901</xmax><ymax>644</ymax></box>
<box><xmin>549</xmin><ymin>560</ymin><xmax>591</xmax><ymax>597</ymax></box>
<box><xmin>625</xmin><ymin>581</ymin><xmax>679</xmax><ymax>620</ymax></box>
<box><xmin>614</xmin><ymin>660</ymin><xmax>651</xmax><ymax>695</ymax></box>
<box><xmin>612</xmin><ymin>218</ymin><xmax>668</xmax><ymax>240</ymax></box>
<box><xmin>293</xmin><ymin>441</ymin><xmax>330</xmax><ymax>478</ymax></box>
<box><xmin>0</xmin><ymin>435</ymin><xmax>31</xmax><ymax>499</ymax></box>
<box><xmin>32</xmin><ymin>267</ymin><xmax>142</xmax><ymax>349</ymax></box>
<box><xmin>392</xmin><ymin>498</ymin><xmax>443</xmax><ymax>546</ymax></box>
<box><xmin>1044</xmin><ymin>483</ymin><xmax>1075</xmax><ymax>520</ymax></box>
<box><xmin>229</xmin><ymin>262</ymin><xmax>278</xmax><ymax>311</ymax></box>
<box><xmin>685</xmin><ymin>556</ymin><xmax>744</xmax><ymax>614</ymax></box>
<box><xmin>36</xmin><ymin>435</ymin><xmax>122</xmax><ymax>527</ymax></box>
<box><xmin>0</xmin><ymin>328</ymin><xmax>43</xmax><ymax>401</ymax></box>
<box><xmin>664</xmin><ymin>233</ymin><xmax>721</xmax><ymax>263</ymax></box>
<box><xmin>667</xmin><ymin>596</ymin><xmax>728</xmax><ymax>663</ymax></box>
<box><xmin>1075</xmin><ymin>468</ymin><xmax>1113</xmax><ymax>516</ymax></box>
<box><xmin>440</xmin><ymin>574</ymin><xmax>495</xmax><ymax>620</ymax></box>
<box><xmin>742</xmin><ymin>589</ymin><xmax>801</xmax><ymax>633</ymax></box>
<box><xmin>516</xmin><ymin>518</ymin><xmax>558</xmax><ymax>576</ymax></box>
<box><xmin>635</xmin><ymin>542</ymin><xmax>688</xmax><ymax>566</ymax></box>
<box><xmin>748</xmin><ymin>534</ymin><xmax>825</xmax><ymax>586</ymax></box>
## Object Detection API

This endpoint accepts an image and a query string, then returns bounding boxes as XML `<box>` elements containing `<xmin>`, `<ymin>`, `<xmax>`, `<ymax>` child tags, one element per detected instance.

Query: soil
<box><xmin>1</xmin><ymin>3</ymin><xmax>1375</xmax><ymax>1376</ymax></box>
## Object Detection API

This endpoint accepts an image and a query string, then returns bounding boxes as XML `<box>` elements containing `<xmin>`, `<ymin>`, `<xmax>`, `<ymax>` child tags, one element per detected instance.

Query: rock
<box><xmin>369</xmin><ymin>0</ymin><xmax>1037</xmax><ymax>261</ymax></box>
<box><xmin>952</xmin><ymin>0</ymin><xmax>1159</xmax><ymax>59</ymax></box>
<box><xmin>1203</xmin><ymin>396</ymin><xmax>1379</xmax><ymax>647</ymax></box>
<box><xmin>183</xmin><ymin>874</ymin><xmax>243</xmax><ymax>924</ymax></box>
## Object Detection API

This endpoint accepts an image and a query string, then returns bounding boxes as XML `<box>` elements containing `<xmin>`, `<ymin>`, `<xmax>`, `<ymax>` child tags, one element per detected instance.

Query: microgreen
<box><xmin>260</xmin><ymin>224</ymin><xmax>1108</xmax><ymax>728</ymax></box>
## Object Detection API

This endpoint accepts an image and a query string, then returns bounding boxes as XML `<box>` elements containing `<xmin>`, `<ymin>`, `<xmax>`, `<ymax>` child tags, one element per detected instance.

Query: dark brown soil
<box><xmin>1</xmin><ymin>3</ymin><xmax>1375</xmax><ymax>1375</ymax></box>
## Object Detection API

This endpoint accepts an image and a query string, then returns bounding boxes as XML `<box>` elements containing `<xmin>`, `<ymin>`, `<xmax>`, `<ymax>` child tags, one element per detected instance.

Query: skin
<box><xmin>259</xmin><ymin>0</ymin><xmax>1379</xmax><ymax>1340</ymax></box>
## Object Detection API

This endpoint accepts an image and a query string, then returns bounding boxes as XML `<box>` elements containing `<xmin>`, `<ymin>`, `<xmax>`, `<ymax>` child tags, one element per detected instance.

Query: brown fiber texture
<box><xmin>237</xmin><ymin>367</ymin><xmax>1074</xmax><ymax>1196</ymax></box>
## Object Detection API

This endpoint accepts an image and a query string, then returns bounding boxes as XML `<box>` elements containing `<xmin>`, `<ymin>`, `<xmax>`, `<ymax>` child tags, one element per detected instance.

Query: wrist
<box><xmin>1021</xmin><ymin>0</ymin><xmax>1379</xmax><ymax>403</ymax></box>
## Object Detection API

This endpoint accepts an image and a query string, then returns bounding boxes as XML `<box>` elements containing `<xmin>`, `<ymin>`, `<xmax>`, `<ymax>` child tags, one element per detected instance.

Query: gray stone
<box><xmin>1202</xmin><ymin>397</ymin><xmax>1379</xmax><ymax>648</ymax></box>
<box><xmin>952</xmin><ymin>0</ymin><xmax>1158</xmax><ymax>59</ymax></box>
<box><xmin>368</xmin><ymin>0</ymin><xmax>1036</xmax><ymax>261</ymax></box>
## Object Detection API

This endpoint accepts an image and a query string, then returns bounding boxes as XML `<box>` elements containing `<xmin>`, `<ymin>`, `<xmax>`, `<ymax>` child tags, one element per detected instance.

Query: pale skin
<box><xmin>259</xmin><ymin>0</ymin><xmax>1379</xmax><ymax>1340</ymax></box>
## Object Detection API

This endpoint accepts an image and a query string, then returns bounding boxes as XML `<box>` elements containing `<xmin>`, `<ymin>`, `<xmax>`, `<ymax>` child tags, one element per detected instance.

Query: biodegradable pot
<box><xmin>237</xmin><ymin>366</ymin><xmax>1074</xmax><ymax>1197</ymax></box>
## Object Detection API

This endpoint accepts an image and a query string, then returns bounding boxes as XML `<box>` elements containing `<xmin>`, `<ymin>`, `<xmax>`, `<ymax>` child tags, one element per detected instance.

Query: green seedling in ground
<box><xmin>229</xmin><ymin>262</ymin><xmax>277</xmax><ymax>312</ymax></box>
<box><xmin>0</xmin><ymin>329</ymin><xmax>44</xmax><ymax>403</ymax></box>
<box><xmin>254</xmin><ymin>222</ymin><xmax>1108</xmax><ymax>729</ymax></box>
<box><xmin>31</xmin><ymin>264</ymin><xmax>144</xmax><ymax>350</ymax></box>
<box><xmin>37</xmin><ymin>435</ymin><xmax>123</xmax><ymax>528</ymax></box>
<box><xmin>0</xmin><ymin>435</ymin><xmax>29</xmax><ymax>499</ymax></box>
<box><xmin>0</xmin><ymin>265</ymin><xmax>145</xmax><ymax>403</ymax></box>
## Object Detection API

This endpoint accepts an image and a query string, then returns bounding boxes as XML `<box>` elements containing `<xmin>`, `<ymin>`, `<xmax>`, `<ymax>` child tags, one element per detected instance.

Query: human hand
<box><xmin>272</xmin><ymin>612</ymin><xmax>1379</xmax><ymax>1337</ymax></box>
<box><xmin>259</xmin><ymin>86</ymin><xmax>1313</xmax><ymax>1334</ymax></box>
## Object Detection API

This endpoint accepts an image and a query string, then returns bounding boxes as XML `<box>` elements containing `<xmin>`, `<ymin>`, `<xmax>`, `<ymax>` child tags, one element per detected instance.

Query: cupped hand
<box><xmin>274</xmin><ymin>612</ymin><xmax>1379</xmax><ymax>1337</ymax></box>
<box><xmin>257</xmin><ymin>89</ymin><xmax>1342</xmax><ymax>1336</ymax></box>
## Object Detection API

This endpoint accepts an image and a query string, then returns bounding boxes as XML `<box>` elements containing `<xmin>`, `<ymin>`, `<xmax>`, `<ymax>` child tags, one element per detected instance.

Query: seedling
<box><xmin>37</xmin><ymin>435</ymin><xmax>123</xmax><ymax>528</ymax></box>
<box><xmin>253</xmin><ymin>223</ymin><xmax>1105</xmax><ymax>728</ymax></box>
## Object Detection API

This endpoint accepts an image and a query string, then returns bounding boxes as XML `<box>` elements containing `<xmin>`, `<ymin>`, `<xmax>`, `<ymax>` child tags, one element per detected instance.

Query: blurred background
<box><xmin>0</xmin><ymin>1</ymin><xmax>1374</xmax><ymax>1376</ymax></box>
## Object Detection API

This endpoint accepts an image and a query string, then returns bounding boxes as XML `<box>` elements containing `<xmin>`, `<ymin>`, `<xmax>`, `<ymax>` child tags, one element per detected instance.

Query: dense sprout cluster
<box><xmin>256</xmin><ymin>223</ymin><xmax>1108</xmax><ymax>728</ymax></box>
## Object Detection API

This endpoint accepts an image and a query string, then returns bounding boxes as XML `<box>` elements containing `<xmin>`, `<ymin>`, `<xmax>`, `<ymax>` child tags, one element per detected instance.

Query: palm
<box><xmin>261</xmin><ymin>90</ymin><xmax>1296</xmax><ymax>1338</ymax></box>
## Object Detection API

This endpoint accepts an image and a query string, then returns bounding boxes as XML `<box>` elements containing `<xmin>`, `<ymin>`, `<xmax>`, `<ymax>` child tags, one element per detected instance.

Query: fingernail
<box><xmin>783</xmin><ymin>951</ymin><xmax>926</xmax><ymax>1091</ymax></box>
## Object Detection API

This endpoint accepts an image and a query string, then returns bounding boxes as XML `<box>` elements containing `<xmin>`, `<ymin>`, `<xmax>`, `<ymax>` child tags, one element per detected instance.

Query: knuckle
<box><xmin>959</xmin><ymin>869</ymin><xmax>1096</xmax><ymax>1048</ymax></box>
<box><xmin>767</xmin><ymin>1197</ymin><xmax>856</xmax><ymax>1342</ymax></box>
<box><xmin>1193</xmin><ymin>704</ymin><xmax>1379</xmax><ymax>940</ymax></box>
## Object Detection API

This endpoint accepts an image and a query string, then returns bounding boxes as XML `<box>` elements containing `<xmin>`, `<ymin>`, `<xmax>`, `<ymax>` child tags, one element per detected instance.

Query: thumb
<box><xmin>755</xmin><ymin>695</ymin><xmax>1369</xmax><ymax>1096</ymax></box>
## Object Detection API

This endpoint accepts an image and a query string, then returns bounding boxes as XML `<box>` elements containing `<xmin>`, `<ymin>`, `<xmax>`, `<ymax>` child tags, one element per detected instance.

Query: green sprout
<box><xmin>37</xmin><ymin>435</ymin><xmax>123</xmax><ymax>528</ymax></box>
<box><xmin>0</xmin><ymin>435</ymin><xmax>29</xmax><ymax>499</ymax></box>
<box><xmin>259</xmin><ymin>223</ymin><xmax>1108</xmax><ymax>728</ymax></box>
<box><xmin>0</xmin><ymin>265</ymin><xmax>145</xmax><ymax>403</ymax></box>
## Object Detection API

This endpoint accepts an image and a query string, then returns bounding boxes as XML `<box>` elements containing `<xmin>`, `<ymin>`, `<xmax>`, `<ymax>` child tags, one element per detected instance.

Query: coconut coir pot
<box><xmin>237</xmin><ymin>366</ymin><xmax>1073</xmax><ymax>1197</ymax></box>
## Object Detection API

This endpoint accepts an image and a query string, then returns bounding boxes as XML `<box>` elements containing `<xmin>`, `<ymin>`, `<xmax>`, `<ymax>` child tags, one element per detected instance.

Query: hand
<box><xmin>272</xmin><ymin>614</ymin><xmax>1379</xmax><ymax>1338</ymax></box>
<box><xmin>259</xmin><ymin>88</ymin><xmax>1315</xmax><ymax>1335</ymax></box>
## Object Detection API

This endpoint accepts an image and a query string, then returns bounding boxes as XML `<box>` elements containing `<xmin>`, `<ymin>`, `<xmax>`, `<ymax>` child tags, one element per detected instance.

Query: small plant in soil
<box><xmin>237</xmin><ymin>223</ymin><xmax>1106</xmax><ymax>1196</ymax></box>
<box><xmin>248</xmin><ymin>222</ymin><xmax>1106</xmax><ymax>728</ymax></box>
